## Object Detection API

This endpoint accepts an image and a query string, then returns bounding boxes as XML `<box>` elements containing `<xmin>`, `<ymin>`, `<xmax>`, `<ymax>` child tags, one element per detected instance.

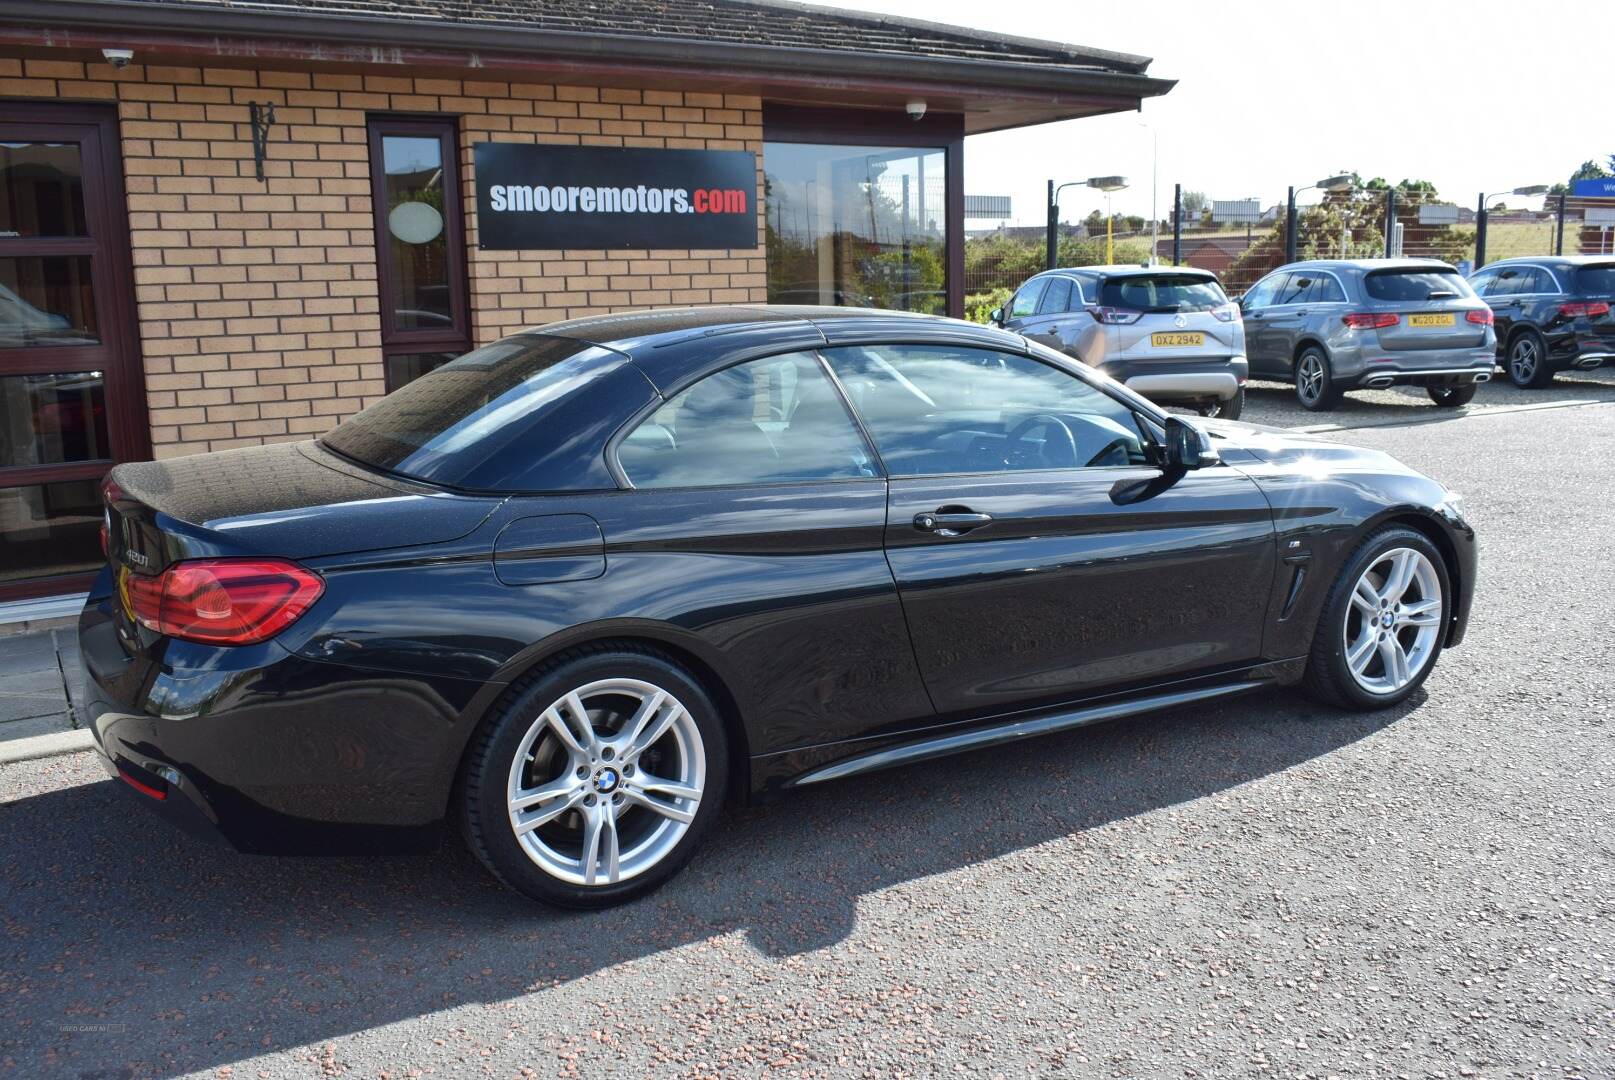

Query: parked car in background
<box><xmin>1466</xmin><ymin>256</ymin><xmax>1615</xmax><ymax>388</ymax></box>
<box><xmin>83</xmin><ymin>306</ymin><xmax>1474</xmax><ymax>908</ymax></box>
<box><xmin>1238</xmin><ymin>259</ymin><xmax>1496</xmax><ymax>411</ymax></box>
<box><xmin>992</xmin><ymin>265</ymin><xmax>1248</xmax><ymax>418</ymax></box>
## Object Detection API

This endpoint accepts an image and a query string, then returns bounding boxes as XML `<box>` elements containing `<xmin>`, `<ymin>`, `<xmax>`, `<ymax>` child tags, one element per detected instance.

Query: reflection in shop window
<box><xmin>0</xmin><ymin>479</ymin><xmax>102</xmax><ymax>583</ymax></box>
<box><xmin>0</xmin><ymin>372</ymin><xmax>111</xmax><ymax>468</ymax></box>
<box><xmin>382</xmin><ymin>135</ymin><xmax>453</xmax><ymax>333</ymax></box>
<box><xmin>0</xmin><ymin>255</ymin><xmax>99</xmax><ymax>348</ymax></box>
<box><xmin>764</xmin><ymin>142</ymin><xmax>946</xmax><ymax>315</ymax></box>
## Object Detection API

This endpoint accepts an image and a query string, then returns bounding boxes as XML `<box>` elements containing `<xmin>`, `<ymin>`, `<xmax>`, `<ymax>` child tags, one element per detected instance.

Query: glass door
<box><xmin>0</xmin><ymin>104</ymin><xmax>145</xmax><ymax>601</ymax></box>
<box><xmin>366</xmin><ymin>115</ymin><xmax>471</xmax><ymax>392</ymax></box>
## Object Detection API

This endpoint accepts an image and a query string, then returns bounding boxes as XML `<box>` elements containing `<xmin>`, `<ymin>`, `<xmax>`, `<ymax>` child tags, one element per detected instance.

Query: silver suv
<box><xmin>992</xmin><ymin>266</ymin><xmax>1248</xmax><ymax>418</ymax></box>
<box><xmin>1239</xmin><ymin>259</ymin><xmax>1496</xmax><ymax>411</ymax></box>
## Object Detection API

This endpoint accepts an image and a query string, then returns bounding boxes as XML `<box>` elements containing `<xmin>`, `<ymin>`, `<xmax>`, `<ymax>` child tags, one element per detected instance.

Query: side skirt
<box><xmin>788</xmin><ymin>679</ymin><xmax>1270</xmax><ymax>788</ymax></box>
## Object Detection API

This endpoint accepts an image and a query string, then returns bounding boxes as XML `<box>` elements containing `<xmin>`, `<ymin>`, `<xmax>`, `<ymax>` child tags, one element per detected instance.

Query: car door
<box><xmin>819</xmin><ymin>340</ymin><xmax>1277</xmax><ymax>718</ymax></box>
<box><xmin>1000</xmin><ymin>277</ymin><xmax>1048</xmax><ymax>333</ymax></box>
<box><xmin>1487</xmin><ymin>266</ymin><xmax>1526</xmax><ymax>342</ymax></box>
<box><xmin>604</xmin><ymin>349</ymin><xmax>936</xmax><ymax>754</ymax></box>
<box><xmin>1020</xmin><ymin>275</ymin><xmax>1075</xmax><ymax>352</ymax></box>
<box><xmin>1240</xmin><ymin>272</ymin><xmax>1288</xmax><ymax>375</ymax></box>
<box><xmin>1260</xmin><ymin>271</ymin><xmax>1319</xmax><ymax>373</ymax></box>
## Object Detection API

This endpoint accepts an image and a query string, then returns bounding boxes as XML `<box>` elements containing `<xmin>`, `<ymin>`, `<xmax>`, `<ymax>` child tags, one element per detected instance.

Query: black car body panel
<box><xmin>1470</xmin><ymin>256</ymin><xmax>1615</xmax><ymax>373</ymax></box>
<box><xmin>81</xmin><ymin>307</ymin><xmax>1476</xmax><ymax>854</ymax></box>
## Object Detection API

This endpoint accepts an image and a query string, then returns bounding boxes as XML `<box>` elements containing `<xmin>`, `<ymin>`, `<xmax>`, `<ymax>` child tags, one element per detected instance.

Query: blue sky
<box><xmin>842</xmin><ymin>0</ymin><xmax>1614</xmax><ymax>226</ymax></box>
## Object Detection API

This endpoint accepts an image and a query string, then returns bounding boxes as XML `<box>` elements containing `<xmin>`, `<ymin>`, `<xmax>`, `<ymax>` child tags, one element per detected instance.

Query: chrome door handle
<box><xmin>914</xmin><ymin>510</ymin><xmax>993</xmax><ymax>536</ymax></box>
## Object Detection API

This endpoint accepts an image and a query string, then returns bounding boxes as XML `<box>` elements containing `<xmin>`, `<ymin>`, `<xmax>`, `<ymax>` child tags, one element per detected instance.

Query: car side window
<box><xmin>1275</xmin><ymin>273</ymin><xmax>1317</xmax><ymax>305</ymax></box>
<box><xmin>1313</xmin><ymin>274</ymin><xmax>1347</xmax><ymax>302</ymax></box>
<box><xmin>1038</xmin><ymin>277</ymin><xmax>1072</xmax><ymax>314</ymax></box>
<box><xmin>618</xmin><ymin>352</ymin><xmax>875</xmax><ymax>488</ymax></box>
<box><xmin>1242</xmin><ymin>274</ymin><xmax>1284</xmax><ymax>310</ymax></box>
<box><xmin>820</xmin><ymin>344</ymin><xmax>1150</xmax><ymax>477</ymax></box>
<box><xmin>1491</xmin><ymin>269</ymin><xmax>1524</xmax><ymax>297</ymax></box>
<box><xmin>1468</xmin><ymin>267</ymin><xmax>1498</xmax><ymax>296</ymax></box>
<box><xmin>1068</xmin><ymin>277</ymin><xmax>1092</xmax><ymax>308</ymax></box>
<box><xmin>1008</xmin><ymin>279</ymin><xmax>1048</xmax><ymax>319</ymax></box>
<box><xmin>1522</xmin><ymin>267</ymin><xmax>1553</xmax><ymax>294</ymax></box>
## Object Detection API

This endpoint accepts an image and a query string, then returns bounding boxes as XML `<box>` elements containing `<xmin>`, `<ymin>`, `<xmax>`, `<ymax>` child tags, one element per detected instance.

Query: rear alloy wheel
<box><xmin>1302</xmin><ymin>527</ymin><xmax>1449</xmax><ymax>709</ymax></box>
<box><xmin>1295</xmin><ymin>348</ymin><xmax>1343</xmax><ymax>412</ymax></box>
<box><xmin>1197</xmin><ymin>384</ymin><xmax>1244</xmax><ymax>420</ymax></box>
<box><xmin>1426</xmin><ymin>383</ymin><xmax>1476</xmax><ymax>407</ymax></box>
<box><xmin>461</xmin><ymin>648</ymin><xmax>727</xmax><ymax>908</ymax></box>
<box><xmin>1506</xmin><ymin>330</ymin><xmax>1553</xmax><ymax>389</ymax></box>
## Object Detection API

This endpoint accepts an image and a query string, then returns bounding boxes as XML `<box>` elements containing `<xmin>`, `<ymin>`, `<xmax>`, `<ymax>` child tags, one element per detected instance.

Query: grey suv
<box><xmin>993</xmin><ymin>266</ymin><xmax>1248</xmax><ymax>418</ymax></box>
<box><xmin>1239</xmin><ymin>259</ymin><xmax>1496</xmax><ymax>411</ymax></box>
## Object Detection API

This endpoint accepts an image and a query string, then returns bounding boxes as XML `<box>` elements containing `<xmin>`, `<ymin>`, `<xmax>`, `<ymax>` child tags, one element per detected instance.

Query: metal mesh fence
<box><xmin>962</xmin><ymin>185</ymin><xmax>1615</xmax><ymax>318</ymax></box>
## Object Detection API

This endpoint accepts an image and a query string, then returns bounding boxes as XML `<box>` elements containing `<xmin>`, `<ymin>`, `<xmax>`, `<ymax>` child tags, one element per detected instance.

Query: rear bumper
<box><xmin>78</xmin><ymin>595</ymin><xmax>479</xmax><ymax>855</ymax></box>
<box><xmin>1341</xmin><ymin>350</ymin><xmax>1495</xmax><ymax>390</ymax></box>
<box><xmin>1101</xmin><ymin>355</ymin><xmax>1248</xmax><ymax>403</ymax></box>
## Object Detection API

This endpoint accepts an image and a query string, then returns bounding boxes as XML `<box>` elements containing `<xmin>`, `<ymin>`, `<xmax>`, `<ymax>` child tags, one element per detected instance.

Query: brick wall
<box><xmin>0</xmin><ymin>57</ymin><xmax>767</xmax><ymax>458</ymax></box>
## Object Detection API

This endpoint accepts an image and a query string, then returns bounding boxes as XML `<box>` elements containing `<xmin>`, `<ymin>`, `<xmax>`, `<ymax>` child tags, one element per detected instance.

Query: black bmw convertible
<box><xmin>83</xmin><ymin>306</ymin><xmax>1475</xmax><ymax>908</ymax></box>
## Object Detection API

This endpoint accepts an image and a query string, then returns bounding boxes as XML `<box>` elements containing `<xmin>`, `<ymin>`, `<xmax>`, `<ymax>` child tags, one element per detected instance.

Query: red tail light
<box><xmin>1559</xmin><ymin>300</ymin><xmax>1611</xmax><ymax>318</ymax></box>
<box><xmin>123</xmin><ymin>559</ymin><xmax>324</xmax><ymax>645</ymax></box>
<box><xmin>1086</xmin><ymin>304</ymin><xmax>1143</xmax><ymax>325</ymax></box>
<box><xmin>1210</xmin><ymin>303</ymin><xmax>1239</xmax><ymax>323</ymax></box>
<box><xmin>1466</xmin><ymin>308</ymin><xmax>1494</xmax><ymax>326</ymax></box>
<box><xmin>1343</xmin><ymin>312</ymin><xmax>1399</xmax><ymax>330</ymax></box>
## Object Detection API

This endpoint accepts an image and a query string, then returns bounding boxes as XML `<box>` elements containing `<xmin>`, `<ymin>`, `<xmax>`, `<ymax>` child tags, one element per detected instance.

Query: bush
<box><xmin>965</xmin><ymin>287</ymin><xmax>1012</xmax><ymax>324</ymax></box>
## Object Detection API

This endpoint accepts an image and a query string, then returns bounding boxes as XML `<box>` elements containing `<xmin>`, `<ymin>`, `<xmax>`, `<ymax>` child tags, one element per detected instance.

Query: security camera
<box><xmin>905</xmin><ymin>99</ymin><xmax>927</xmax><ymax>121</ymax></box>
<box><xmin>102</xmin><ymin>48</ymin><xmax>134</xmax><ymax>69</ymax></box>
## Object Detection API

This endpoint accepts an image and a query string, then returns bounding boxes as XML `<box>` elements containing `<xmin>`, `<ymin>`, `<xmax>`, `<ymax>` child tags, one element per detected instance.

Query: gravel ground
<box><xmin>2</xmin><ymin>386</ymin><xmax>1613</xmax><ymax>1080</ymax></box>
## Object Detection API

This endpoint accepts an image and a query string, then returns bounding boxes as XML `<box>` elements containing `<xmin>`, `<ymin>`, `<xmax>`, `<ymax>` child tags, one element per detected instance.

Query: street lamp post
<box><xmin>1136</xmin><ymin>117</ymin><xmax>1159</xmax><ymax>264</ymax></box>
<box><xmin>1475</xmin><ymin>185</ymin><xmax>1550</xmax><ymax>268</ymax></box>
<box><xmin>1285</xmin><ymin>174</ymin><xmax>1354</xmax><ymax>264</ymax></box>
<box><xmin>1046</xmin><ymin>175</ymin><xmax>1129</xmax><ymax>270</ymax></box>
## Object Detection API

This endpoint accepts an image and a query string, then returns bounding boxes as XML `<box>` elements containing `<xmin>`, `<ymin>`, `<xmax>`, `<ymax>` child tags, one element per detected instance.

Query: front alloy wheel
<box><xmin>1507</xmin><ymin>331</ymin><xmax>1552</xmax><ymax>389</ymax></box>
<box><xmin>1302</xmin><ymin>527</ymin><xmax>1449</xmax><ymax>709</ymax></box>
<box><xmin>1340</xmin><ymin>548</ymin><xmax>1443</xmax><ymax>695</ymax></box>
<box><xmin>462</xmin><ymin>648</ymin><xmax>726</xmax><ymax>907</ymax></box>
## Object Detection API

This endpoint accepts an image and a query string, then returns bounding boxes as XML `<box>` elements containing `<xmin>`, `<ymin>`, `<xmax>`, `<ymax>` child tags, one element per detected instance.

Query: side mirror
<box><xmin>989</xmin><ymin>307</ymin><xmax>1005</xmax><ymax>326</ymax></box>
<box><xmin>1163</xmin><ymin>415</ymin><xmax>1220</xmax><ymax>471</ymax></box>
<box><xmin>1233</xmin><ymin>294</ymin><xmax>1246</xmax><ymax>310</ymax></box>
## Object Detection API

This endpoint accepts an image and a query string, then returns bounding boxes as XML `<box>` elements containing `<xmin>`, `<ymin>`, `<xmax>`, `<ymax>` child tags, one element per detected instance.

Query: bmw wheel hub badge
<box><xmin>594</xmin><ymin>767</ymin><xmax>619</xmax><ymax>794</ymax></box>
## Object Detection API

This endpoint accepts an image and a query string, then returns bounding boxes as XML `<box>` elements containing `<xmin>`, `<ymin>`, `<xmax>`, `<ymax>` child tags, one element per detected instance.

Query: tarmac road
<box><xmin>2</xmin><ymin>385</ymin><xmax>1612</xmax><ymax>1079</ymax></box>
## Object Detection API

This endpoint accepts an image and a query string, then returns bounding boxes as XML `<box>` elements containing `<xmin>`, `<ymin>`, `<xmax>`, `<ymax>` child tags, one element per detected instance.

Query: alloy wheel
<box><xmin>1297</xmin><ymin>353</ymin><xmax>1325</xmax><ymax>405</ymax></box>
<box><xmin>1341</xmin><ymin>548</ymin><xmax>1443</xmax><ymax>695</ymax></box>
<box><xmin>1509</xmin><ymin>337</ymin><xmax>1539</xmax><ymax>384</ymax></box>
<box><xmin>505</xmin><ymin>678</ymin><xmax>705</xmax><ymax>886</ymax></box>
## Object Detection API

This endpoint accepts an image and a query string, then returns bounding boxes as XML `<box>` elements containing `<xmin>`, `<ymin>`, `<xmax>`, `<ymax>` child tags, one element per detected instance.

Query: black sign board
<box><xmin>473</xmin><ymin>143</ymin><xmax>758</xmax><ymax>251</ymax></box>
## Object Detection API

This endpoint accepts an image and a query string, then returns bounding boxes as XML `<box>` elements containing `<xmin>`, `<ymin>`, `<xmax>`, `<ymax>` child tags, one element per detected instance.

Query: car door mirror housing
<box><xmin>989</xmin><ymin>307</ymin><xmax>1004</xmax><ymax>326</ymax></box>
<box><xmin>1163</xmin><ymin>416</ymin><xmax>1220</xmax><ymax>471</ymax></box>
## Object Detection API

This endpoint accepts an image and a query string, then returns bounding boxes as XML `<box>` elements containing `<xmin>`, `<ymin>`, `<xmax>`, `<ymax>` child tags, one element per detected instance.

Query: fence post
<box><xmin>1284</xmin><ymin>185</ymin><xmax>1297</xmax><ymax>263</ymax></box>
<box><xmin>1172</xmin><ymin>183</ymin><xmax>1182</xmax><ymax>266</ymax></box>
<box><xmin>1045</xmin><ymin>179</ymin><xmax>1057</xmax><ymax>271</ymax></box>
<box><xmin>1555</xmin><ymin>193</ymin><xmax>1567</xmax><ymax>255</ymax></box>
<box><xmin>1383</xmin><ymin>187</ymin><xmax>1395</xmax><ymax>258</ymax></box>
<box><xmin>1475</xmin><ymin>192</ymin><xmax>1488</xmax><ymax>268</ymax></box>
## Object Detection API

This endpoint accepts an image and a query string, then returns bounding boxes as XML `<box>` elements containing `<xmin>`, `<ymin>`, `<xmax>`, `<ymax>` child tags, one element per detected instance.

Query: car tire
<box><xmin>1426</xmin><ymin>383</ymin><xmax>1476</xmax><ymax>408</ymax></box>
<box><xmin>1506</xmin><ymin>329</ymin><xmax>1553</xmax><ymax>389</ymax></box>
<box><xmin>460</xmin><ymin>644</ymin><xmax>729</xmax><ymax>909</ymax></box>
<box><xmin>1301</xmin><ymin>526</ymin><xmax>1450</xmax><ymax>711</ymax></box>
<box><xmin>1197</xmin><ymin>384</ymin><xmax>1244</xmax><ymax>420</ymax></box>
<box><xmin>1295</xmin><ymin>347</ymin><xmax>1343</xmax><ymax>412</ymax></box>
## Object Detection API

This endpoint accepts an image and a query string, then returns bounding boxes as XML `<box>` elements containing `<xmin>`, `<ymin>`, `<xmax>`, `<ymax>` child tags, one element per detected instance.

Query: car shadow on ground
<box><xmin>2</xmin><ymin>687</ymin><xmax>1418</xmax><ymax>1078</ymax></box>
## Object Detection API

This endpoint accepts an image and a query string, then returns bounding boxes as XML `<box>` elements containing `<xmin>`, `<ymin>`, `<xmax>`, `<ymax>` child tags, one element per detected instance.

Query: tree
<box><xmin>1181</xmin><ymin>190</ymin><xmax>1207</xmax><ymax>216</ymax></box>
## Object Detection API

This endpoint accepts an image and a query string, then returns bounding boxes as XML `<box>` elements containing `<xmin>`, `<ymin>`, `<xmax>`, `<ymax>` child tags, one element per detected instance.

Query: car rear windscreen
<box><xmin>1576</xmin><ymin>264</ymin><xmax>1615</xmax><ymax>294</ymax></box>
<box><xmin>1099</xmin><ymin>274</ymin><xmax>1226</xmax><ymax>313</ymax></box>
<box><xmin>1363</xmin><ymin>268</ymin><xmax>1471</xmax><ymax>302</ymax></box>
<box><xmin>321</xmin><ymin>333</ymin><xmax>605</xmax><ymax>485</ymax></box>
